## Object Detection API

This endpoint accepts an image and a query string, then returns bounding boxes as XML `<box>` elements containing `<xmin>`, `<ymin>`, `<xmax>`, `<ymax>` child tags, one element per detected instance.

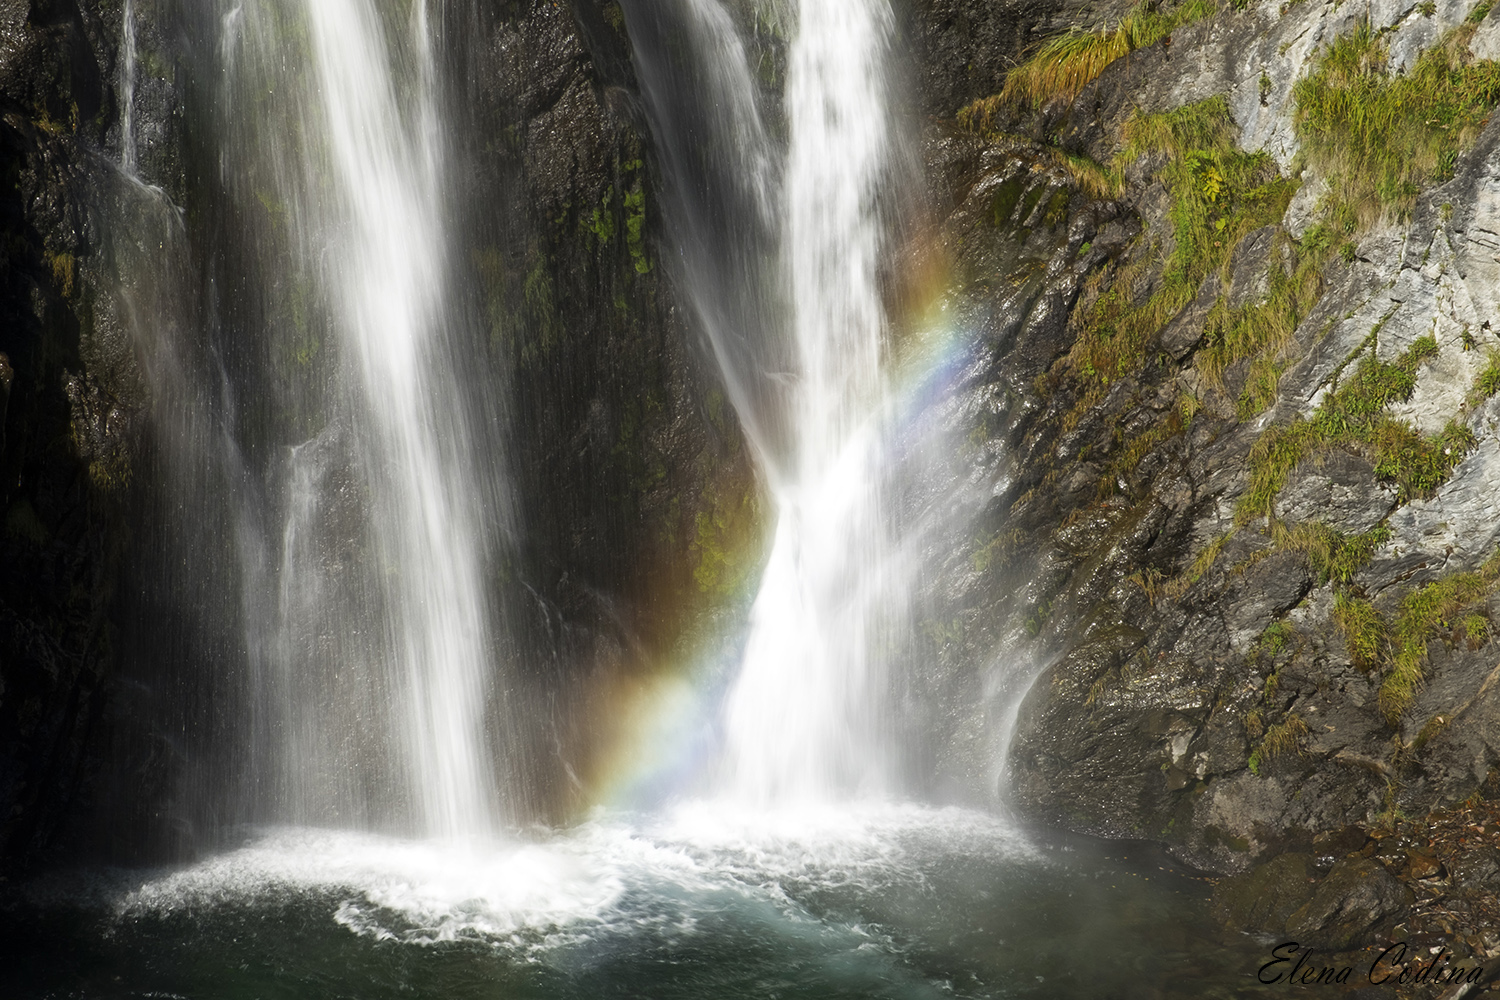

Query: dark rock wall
<box><xmin>0</xmin><ymin>0</ymin><xmax>142</xmax><ymax>869</ymax></box>
<box><xmin>439</xmin><ymin>0</ymin><xmax>758</xmax><ymax>815</ymax></box>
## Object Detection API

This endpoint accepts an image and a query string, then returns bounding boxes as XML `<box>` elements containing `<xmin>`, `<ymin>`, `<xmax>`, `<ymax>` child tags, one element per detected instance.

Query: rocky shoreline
<box><xmin>1211</xmin><ymin>799</ymin><xmax>1500</xmax><ymax>994</ymax></box>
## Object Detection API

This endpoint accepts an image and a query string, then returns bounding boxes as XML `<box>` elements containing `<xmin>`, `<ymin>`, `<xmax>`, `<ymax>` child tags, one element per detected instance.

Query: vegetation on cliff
<box><xmin>1294</xmin><ymin>20</ymin><xmax>1500</xmax><ymax>229</ymax></box>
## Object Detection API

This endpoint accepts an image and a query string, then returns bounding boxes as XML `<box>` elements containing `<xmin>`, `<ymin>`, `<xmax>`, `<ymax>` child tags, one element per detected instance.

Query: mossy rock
<box><xmin>1285</xmin><ymin>856</ymin><xmax>1415</xmax><ymax>951</ymax></box>
<box><xmin>1210</xmin><ymin>851</ymin><xmax>1317</xmax><ymax>933</ymax></box>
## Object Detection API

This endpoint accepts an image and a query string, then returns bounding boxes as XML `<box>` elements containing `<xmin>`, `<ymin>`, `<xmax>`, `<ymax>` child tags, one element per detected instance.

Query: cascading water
<box><xmin>625</xmin><ymin>0</ymin><xmax>908</xmax><ymax>804</ymax></box>
<box><xmin>119</xmin><ymin>0</ymin><xmax>137</xmax><ymax>175</ymax></box>
<box><xmin>720</xmin><ymin>0</ymin><xmax>904</xmax><ymax>803</ymax></box>
<box><xmin>0</xmin><ymin>2</ymin><xmax>1289</xmax><ymax>995</ymax></box>
<box><xmin>217</xmin><ymin>0</ymin><xmax>509</xmax><ymax>837</ymax></box>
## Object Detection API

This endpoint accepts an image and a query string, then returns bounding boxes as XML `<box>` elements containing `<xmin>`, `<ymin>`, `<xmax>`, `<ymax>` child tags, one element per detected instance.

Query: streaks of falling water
<box><xmin>623</xmin><ymin>0</ymin><xmax>905</xmax><ymax>805</ymax></box>
<box><xmin>720</xmin><ymin>0</ymin><xmax>902</xmax><ymax>804</ymax></box>
<box><xmin>120</xmin><ymin>0</ymin><xmax>138</xmax><ymax>175</ymax></box>
<box><xmin>301</xmin><ymin>0</ymin><xmax>497</xmax><ymax>839</ymax></box>
<box><xmin>218</xmin><ymin>0</ymin><xmax>506</xmax><ymax>839</ymax></box>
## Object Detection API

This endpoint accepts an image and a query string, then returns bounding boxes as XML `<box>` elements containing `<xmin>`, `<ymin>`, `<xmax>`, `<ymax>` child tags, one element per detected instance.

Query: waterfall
<box><xmin>119</xmin><ymin>0</ymin><xmax>138</xmax><ymax>174</ymax></box>
<box><xmin>216</xmin><ymin>0</ymin><xmax>511</xmax><ymax>838</ymax></box>
<box><xmin>625</xmin><ymin>0</ymin><xmax>906</xmax><ymax>804</ymax></box>
<box><xmin>721</xmin><ymin>0</ymin><xmax>901</xmax><ymax>803</ymax></box>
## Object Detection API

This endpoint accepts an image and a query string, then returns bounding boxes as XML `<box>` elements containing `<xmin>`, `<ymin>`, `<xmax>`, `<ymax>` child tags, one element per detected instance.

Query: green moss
<box><xmin>1293</xmin><ymin>23</ymin><xmax>1500</xmax><ymax>229</ymax></box>
<box><xmin>290</xmin><ymin>336</ymin><xmax>320</xmax><ymax>367</ymax></box>
<box><xmin>4</xmin><ymin>499</ymin><xmax>50</xmax><ymax>546</ymax></box>
<box><xmin>989</xmin><ymin>178</ymin><xmax>1025</xmax><ymax>227</ymax></box>
<box><xmin>1022</xmin><ymin>596</ymin><xmax>1055</xmax><ymax>637</ymax></box>
<box><xmin>1253</xmin><ymin>620</ymin><xmax>1297</xmax><ymax>661</ymax></box>
<box><xmin>521</xmin><ymin>250</ymin><xmax>561</xmax><ymax>362</ymax></box>
<box><xmin>472</xmin><ymin>246</ymin><xmax>516</xmax><ymax>352</ymax></box>
<box><xmin>972</xmin><ymin>526</ymin><xmax>1023</xmax><ymax>574</ymax></box>
<box><xmin>624</xmin><ymin>184</ymin><xmax>651</xmax><ymax>275</ymax></box>
<box><xmin>1017</xmin><ymin>182</ymin><xmax>1048</xmax><ymax>224</ymax></box>
<box><xmin>691</xmin><ymin>482</ymin><xmax>761</xmax><ymax>598</ymax></box>
<box><xmin>586</xmin><ymin>185</ymin><xmax>617</xmax><ymax>245</ymax></box>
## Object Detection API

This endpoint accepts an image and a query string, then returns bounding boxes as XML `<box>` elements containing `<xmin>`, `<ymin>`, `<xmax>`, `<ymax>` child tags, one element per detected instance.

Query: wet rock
<box><xmin>1406</xmin><ymin>851</ymin><xmax>1444</xmax><ymax>880</ymax></box>
<box><xmin>1312</xmin><ymin>825</ymin><xmax>1371</xmax><ymax>861</ymax></box>
<box><xmin>1</xmin><ymin>0</ymin><xmax>142</xmax><ymax>870</ymax></box>
<box><xmin>1450</xmin><ymin>845</ymin><xmax>1500</xmax><ymax>888</ymax></box>
<box><xmin>1211</xmin><ymin>852</ymin><xmax>1318</xmax><ymax>933</ymax></box>
<box><xmin>1277</xmin><ymin>451</ymin><xmax>1397</xmax><ymax>535</ymax></box>
<box><xmin>1158</xmin><ymin>275</ymin><xmax>1219</xmax><ymax>360</ymax></box>
<box><xmin>1285</xmin><ymin>857</ymin><xmax>1415</xmax><ymax>951</ymax></box>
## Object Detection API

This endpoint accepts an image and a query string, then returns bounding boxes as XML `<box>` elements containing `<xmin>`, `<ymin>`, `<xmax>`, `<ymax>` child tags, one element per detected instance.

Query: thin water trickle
<box><xmin>120</xmin><ymin>0</ymin><xmax>138</xmax><ymax>175</ymax></box>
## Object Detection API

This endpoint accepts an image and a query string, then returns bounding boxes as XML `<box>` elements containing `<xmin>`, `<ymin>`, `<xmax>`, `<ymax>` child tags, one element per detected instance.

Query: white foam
<box><xmin>114</xmin><ymin>803</ymin><xmax>1035</xmax><ymax>958</ymax></box>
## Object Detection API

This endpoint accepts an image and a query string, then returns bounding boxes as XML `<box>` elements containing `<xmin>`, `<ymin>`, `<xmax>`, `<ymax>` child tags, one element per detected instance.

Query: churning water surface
<box><xmin>1</xmin><ymin>803</ymin><xmax>1275</xmax><ymax>1000</ymax></box>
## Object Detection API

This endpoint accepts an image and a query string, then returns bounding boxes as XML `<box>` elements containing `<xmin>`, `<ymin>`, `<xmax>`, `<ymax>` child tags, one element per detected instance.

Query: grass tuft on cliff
<box><xmin>1273</xmin><ymin>521</ymin><xmax>1390</xmax><ymax>585</ymax></box>
<box><xmin>959</xmin><ymin>0</ymin><xmax>1217</xmax><ymax>124</ymax></box>
<box><xmin>1334</xmin><ymin>592</ymin><xmax>1386</xmax><ymax>670</ymax></box>
<box><xmin>1294</xmin><ymin>22</ymin><xmax>1500</xmax><ymax>228</ymax></box>
<box><xmin>1328</xmin><ymin>553</ymin><xmax>1500</xmax><ymax>723</ymax></box>
<box><xmin>1380</xmin><ymin>554</ymin><xmax>1500</xmax><ymax>720</ymax></box>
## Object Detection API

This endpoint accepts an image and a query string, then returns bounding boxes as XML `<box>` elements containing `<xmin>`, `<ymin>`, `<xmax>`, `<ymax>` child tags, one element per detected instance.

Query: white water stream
<box><xmin>720</xmin><ymin>0</ymin><xmax>904</xmax><ymax>804</ymax></box>
<box><xmin>300</xmin><ymin>0</ymin><xmax>495</xmax><ymax>839</ymax></box>
<box><xmin>119</xmin><ymin>0</ymin><xmax>138</xmax><ymax>174</ymax></box>
<box><xmin>219</xmin><ymin>0</ymin><xmax>502</xmax><ymax>838</ymax></box>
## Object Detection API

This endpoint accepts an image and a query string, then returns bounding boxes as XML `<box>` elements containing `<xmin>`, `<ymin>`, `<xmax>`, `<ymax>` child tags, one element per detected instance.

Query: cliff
<box><xmin>916</xmin><ymin>0</ymin><xmax>1500</xmax><ymax>875</ymax></box>
<box><xmin>5</xmin><ymin>0</ymin><xmax>1500</xmax><ymax>891</ymax></box>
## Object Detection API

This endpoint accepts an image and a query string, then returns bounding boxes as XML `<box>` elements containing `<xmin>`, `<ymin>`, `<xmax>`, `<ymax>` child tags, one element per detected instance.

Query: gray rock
<box><xmin>1277</xmin><ymin>451</ymin><xmax>1398</xmax><ymax>534</ymax></box>
<box><xmin>1472</xmin><ymin>12</ymin><xmax>1500</xmax><ymax>61</ymax></box>
<box><xmin>1450</xmin><ymin>845</ymin><xmax>1500</xmax><ymax>888</ymax></box>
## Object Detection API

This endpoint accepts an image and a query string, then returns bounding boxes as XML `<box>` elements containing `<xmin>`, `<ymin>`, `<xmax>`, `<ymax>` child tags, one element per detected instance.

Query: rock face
<box><xmin>441</xmin><ymin>0</ymin><xmax>759</xmax><ymax>817</ymax></box>
<box><xmin>0</xmin><ymin>0</ymin><xmax>146</xmax><ymax>870</ymax></box>
<box><xmin>1285</xmin><ymin>856</ymin><xmax>1415</xmax><ymax>950</ymax></box>
<box><xmin>1209</xmin><ymin>851</ymin><xmax>1415</xmax><ymax>950</ymax></box>
<box><xmin>1210</xmin><ymin>851</ymin><xmax>1318</xmax><ymax>932</ymax></box>
<box><xmin>918</xmin><ymin>0</ymin><xmax>1500</xmax><ymax>872</ymax></box>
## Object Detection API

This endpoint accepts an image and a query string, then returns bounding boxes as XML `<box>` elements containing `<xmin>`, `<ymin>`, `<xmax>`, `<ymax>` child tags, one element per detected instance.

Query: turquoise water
<box><xmin>0</xmin><ymin>804</ymin><xmax>1269</xmax><ymax>999</ymax></box>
